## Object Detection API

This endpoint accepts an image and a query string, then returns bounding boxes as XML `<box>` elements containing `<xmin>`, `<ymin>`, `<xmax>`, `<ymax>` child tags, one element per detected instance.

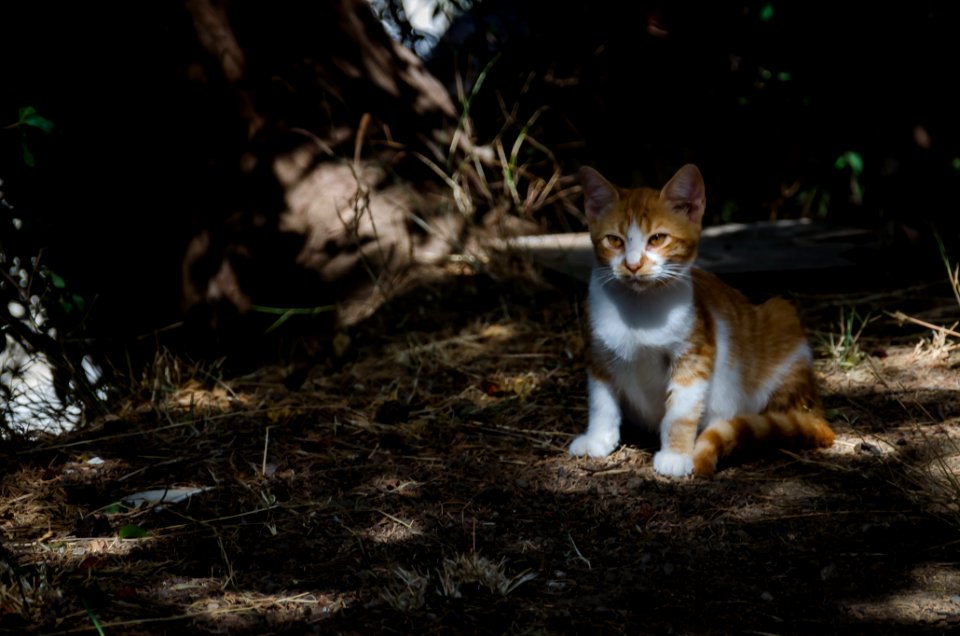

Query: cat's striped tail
<box><xmin>691</xmin><ymin>410</ymin><xmax>835</xmax><ymax>477</ymax></box>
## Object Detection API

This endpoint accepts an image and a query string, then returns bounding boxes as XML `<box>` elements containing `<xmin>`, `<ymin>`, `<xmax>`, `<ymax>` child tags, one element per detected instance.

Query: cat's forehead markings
<box><xmin>619</xmin><ymin>208</ymin><xmax>648</xmax><ymax>232</ymax></box>
<box><xmin>625</xmin><ymin>221</ymin><xmax>645</xmax><ymax>263</ymax></box>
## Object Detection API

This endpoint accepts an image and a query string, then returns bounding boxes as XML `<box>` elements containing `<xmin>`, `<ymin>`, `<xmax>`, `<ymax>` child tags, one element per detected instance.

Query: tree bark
<box><xmin>178</xmin><ymin>0</ymin><xmax>463</xmax><ymax>336</ymax></box>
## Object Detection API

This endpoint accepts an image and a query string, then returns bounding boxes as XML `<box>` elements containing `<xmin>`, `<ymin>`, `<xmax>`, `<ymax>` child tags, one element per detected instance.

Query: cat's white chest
<box><xmin>588</xmin><ymin>269</ymin><xmax>694</xmax><ymax>360</ymax></box>
<box><xmin>588</xmin><ymin>269</ymin><xmax>694</xmax><ymax>428</ymax></box>
<box><xmin>606</xmin><ymin>348</ymin><xmax>669</xmax><ymax>428</ymax></box>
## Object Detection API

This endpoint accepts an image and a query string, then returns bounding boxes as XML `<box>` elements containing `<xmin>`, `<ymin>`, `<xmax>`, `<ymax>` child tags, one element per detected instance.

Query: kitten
<box><xmin>568</xmin><ymin>164</ymin><xmax>835</xmax><ymax>477</ymax></box>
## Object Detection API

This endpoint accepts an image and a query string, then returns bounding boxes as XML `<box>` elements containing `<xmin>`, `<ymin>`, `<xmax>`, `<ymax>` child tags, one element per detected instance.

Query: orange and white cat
<box><xmin>569</xmin><ymin>164</ymin><xmax>834</xmax><ymax>477</ymax></box>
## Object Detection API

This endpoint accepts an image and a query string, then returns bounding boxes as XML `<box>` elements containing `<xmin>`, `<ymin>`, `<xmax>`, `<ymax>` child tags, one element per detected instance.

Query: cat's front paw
<box><xmin>653</xmin><ymin>450</ymin><xmax>694</xmax><ymax>477</ymax></box>
<box><xmin>569</xmin><ymin>432</ymin><xmax>618</xmax><ymax>458</ymax></box>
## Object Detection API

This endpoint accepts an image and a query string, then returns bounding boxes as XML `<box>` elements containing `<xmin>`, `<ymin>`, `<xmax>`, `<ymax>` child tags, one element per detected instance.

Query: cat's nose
<box><xmin>624</xmin><ymin>261</ymin><xmax>642</xmax><ymax>274</ymax></box>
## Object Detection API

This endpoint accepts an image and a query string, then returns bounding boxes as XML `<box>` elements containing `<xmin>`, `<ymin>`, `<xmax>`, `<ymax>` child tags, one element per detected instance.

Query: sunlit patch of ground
<box><xmin>3</xmin><ymin>266</ymin><xmax>960</xmax><ymax>634</ymax></box>
<box><xmin>841</xmin><ymin>564</ymin><xmax>960</xmax><ymax>629</ymax></box>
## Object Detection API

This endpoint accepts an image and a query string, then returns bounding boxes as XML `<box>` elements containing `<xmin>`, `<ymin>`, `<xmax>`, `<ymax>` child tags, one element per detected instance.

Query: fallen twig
<box><xmin>884</xmin><ymin>310</ymin><xmax>960</xmax><ymax>339</ymax></box>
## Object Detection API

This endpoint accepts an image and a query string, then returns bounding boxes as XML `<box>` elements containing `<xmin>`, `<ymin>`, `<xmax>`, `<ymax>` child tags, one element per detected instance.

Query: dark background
<box><xmin>1</xmin><ymin>0</ymin><xmax>958</xmax><ymax>414</ymax></box>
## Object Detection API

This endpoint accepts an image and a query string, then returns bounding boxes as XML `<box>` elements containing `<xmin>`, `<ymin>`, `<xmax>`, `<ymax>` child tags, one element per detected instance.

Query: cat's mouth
<box><xmin>617</xmin><ymin>271</ymin><xmax>678</xmax><ymax>291</ymax></box>
<box><xmin>618</xmin><ymin>273</ymin><xmax>654</xmax><ymax>290</ymax></box>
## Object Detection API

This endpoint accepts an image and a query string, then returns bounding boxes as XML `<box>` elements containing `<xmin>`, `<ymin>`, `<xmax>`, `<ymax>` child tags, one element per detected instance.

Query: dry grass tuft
<box><xmin>380</xmin><ymin>552</ymin><xmax>535</xmax><ymax>612</ymax></box>
<box><xmin>880</xmin><ymin>237</ymin><xmax>960</xmax><ymax>530</ymax></box>
<box><xmin>0</xmin><ymin>555</ymin><xmax>63</xmax><ymax>629</ymax></box>
<box><xmin>813</xmin><ymin>306</ymin><xmax>872</xmax><ymax>371</ymax></box>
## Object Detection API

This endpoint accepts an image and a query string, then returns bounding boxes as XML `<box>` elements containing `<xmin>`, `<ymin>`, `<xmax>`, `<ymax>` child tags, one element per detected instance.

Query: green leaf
<box><xmin>61</xmin><ymin>293</ymin><xmax>87</xmax><ymax>315</ymax></box>
<box><xmin>834</xmin><ymin>151</ymin><xmax>864</xmax><ymax>176</ymax></box>
<box><xmin>18</xmin><ymin>106</ymin><xmax>54</xmax><ymax>132</ymax></box>
<box><xmin>760</xmin><ymin>3</ymin><xmax>774</xmax><ymax>22</ymax></box>
<box><xmin>21</xmin><ymin>143</ymin><xmax>35</xmax><ymax>167</ymax></box>
<box><xmin>846</xmin><ymin>152</ymin><xmax>864</xmax><ymax>175</ymax></box>
<box><xmin>250</xmin><ymin>303</ymin><xmax>336</xmax><ymax>335</ymax></box>
<box><xmin>118</xmin><ymin>524</ymin><xmax>149</xmax><ymax>539</ymax></box>
<box><xmin>81</xmin><ymin>596</ymin><xmax>106</xmax><ymax>636</ymax></box>
<box><xmin>721</xmin><ymin>201</ymin><xmax>740</xmax><ymax>223</ymax></box>
<box><xmin>951</xmin><ymin>157</ymin><xmax>960</xmax><ymax>170</ymax></box>
<box><xmin>49</xmin><ymin>271</ymin><xmax>66</xmax><ymax>288</ymax></box>
<box><xmin>23</xmin><ymin>113</ymin><xmax>54</xmax><ymax>133</ymax></box>
<box><xmin>102</xmin><ymin>503</ymin><xmax>122</xmax><ymax>515</ymax></box>
<box><xmin>817</xmin><ymin>191</ymin><xmax>831</xmax><ymax>218</ymax></box>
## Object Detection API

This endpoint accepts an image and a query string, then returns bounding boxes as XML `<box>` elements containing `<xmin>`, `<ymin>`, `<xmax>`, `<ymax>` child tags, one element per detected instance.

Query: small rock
<box><xmin>761</xmin><ymin>591</ymin><xmax>774</xmax><ymax>602</ymax></box>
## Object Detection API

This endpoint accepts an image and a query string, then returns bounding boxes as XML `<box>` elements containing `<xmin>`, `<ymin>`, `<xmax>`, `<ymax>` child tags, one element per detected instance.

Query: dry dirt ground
<box><xmin>2</xmin><ymin>260</ymin><xmax>960</xmax><ymax>635</ymax></box>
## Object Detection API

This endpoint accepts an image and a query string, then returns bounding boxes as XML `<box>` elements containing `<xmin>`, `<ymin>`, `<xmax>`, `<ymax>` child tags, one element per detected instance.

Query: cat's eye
<box><xmin>605</xmin><ymin>235</ymin><xmax>624</xmax><ymax>249</ymax></box>
<box><xmin>648</xmin><ymin>233</ymin><xmax>668</xmax><ymax>247</ymax></box>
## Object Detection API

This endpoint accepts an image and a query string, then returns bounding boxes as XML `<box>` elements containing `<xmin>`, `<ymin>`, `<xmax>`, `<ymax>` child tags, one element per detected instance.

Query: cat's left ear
<box><xmin>579</xmin><ymin>166</ymin><xmax>619</xmax><ymax>221</ymax></box>
<box><xmin>660</xmin><ymin>164</ymin><xmax>706</xmax><ymax>224</ymax></box>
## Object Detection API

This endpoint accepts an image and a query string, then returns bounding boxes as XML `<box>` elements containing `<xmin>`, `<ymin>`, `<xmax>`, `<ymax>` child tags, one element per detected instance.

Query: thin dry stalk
<box><xmin>861</xmin><ymin>337</ymin><xmax>960</xmax><ymax>529</ymax></box>
<box><xmin>936</xmin><ymin>232</ymin><xmax>960</xmax><ymax>309</ymax></box>
<box><xmin>886</xmin><ymin>310</ymin><xmax>960</xmax><ymax>340</ymax></box>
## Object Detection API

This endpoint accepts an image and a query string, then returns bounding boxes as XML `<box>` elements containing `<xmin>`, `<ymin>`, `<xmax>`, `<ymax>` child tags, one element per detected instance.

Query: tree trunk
<box><xmin>1</xmin><ymin>0</ymin><xmax>468</xmax><ymax>374</ymax></box>
<box><xmin>179</xmin><ymin>0</ymin><xmax>463</xmax><ymax>331</ymax></box>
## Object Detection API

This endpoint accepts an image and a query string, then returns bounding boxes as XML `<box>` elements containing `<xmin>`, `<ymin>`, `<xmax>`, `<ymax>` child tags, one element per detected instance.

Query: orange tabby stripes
<box><xmin>569</xmin><ymin>163</ymin><xmax>835</xmax><ymax>477</ymax></box>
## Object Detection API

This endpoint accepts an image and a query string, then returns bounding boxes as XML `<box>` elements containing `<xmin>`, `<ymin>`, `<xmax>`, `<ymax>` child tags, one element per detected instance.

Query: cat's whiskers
<box><xmin>655</xmin><ymin>263</ymin><xmax>692</xmax><ymax>284</ymax></box>
<box><xmin>595</xmin><ymin>268</ymin><xmax>622</xmax><ymax>289</ymax></box>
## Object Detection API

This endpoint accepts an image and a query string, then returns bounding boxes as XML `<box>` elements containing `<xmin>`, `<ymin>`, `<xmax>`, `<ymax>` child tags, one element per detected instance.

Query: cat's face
<box><xmin>580</xmin><ymin>164</ymin><xmax>706</xmax><ymax>290</ymax></box>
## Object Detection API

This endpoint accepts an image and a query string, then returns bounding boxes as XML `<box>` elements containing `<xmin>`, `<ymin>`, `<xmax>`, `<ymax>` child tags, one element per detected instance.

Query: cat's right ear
<box><xmin>579</xmin><ymin>167</ymin><xmax>619</xmax><ymax>221</ymax></box>
<box><xmin>660</xmin><ymin>164</ymin><xmax>706</xmax><ymax>224</ymax></box>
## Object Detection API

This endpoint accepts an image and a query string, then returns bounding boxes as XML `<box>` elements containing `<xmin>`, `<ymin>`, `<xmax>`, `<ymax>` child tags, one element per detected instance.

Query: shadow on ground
<box><xmin>3</xmin><ymin>268</ymin><xmax>959</xmax><ymax>635</ymax></box>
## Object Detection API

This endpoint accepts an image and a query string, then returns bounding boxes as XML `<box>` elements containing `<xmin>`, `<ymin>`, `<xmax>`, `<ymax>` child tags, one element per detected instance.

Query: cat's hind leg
<box><xmin>693</xmin><ymin>357</ymin><xmax>834</xmax><ymax>477</ymax></box>
<box><xmin>692</xmin><ymin>364</ymin><xmax>834</xmax><ymax>477</ymax></box>
<box><xmin>692</xmin><ymin>410</ymin><xmax>833</xmax><ymax>477</ymax></box>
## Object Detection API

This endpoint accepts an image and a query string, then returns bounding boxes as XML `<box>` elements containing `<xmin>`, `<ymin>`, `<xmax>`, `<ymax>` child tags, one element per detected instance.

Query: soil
<box><xmin>2</xmin><ymin>259</ymin><xmax>960</xmax><ymax>635</ymax></box>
